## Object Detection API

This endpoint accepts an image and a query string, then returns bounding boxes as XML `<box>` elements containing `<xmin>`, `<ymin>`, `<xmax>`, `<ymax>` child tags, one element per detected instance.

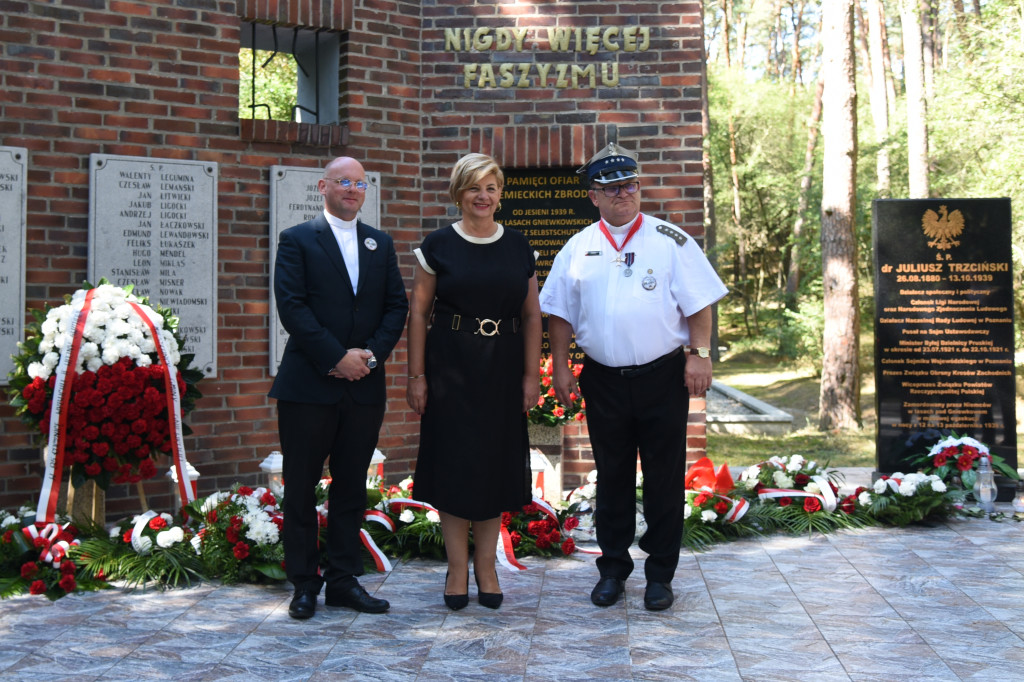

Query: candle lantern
<box><xmin>260</xmin><ymin>451</ymin><xmax>284</xmax><ymax>497</ymax></box>
<box><xmin>165</xmin><ymin>463</ymin><xmax>200</xmax><ymax>499</ymax></box>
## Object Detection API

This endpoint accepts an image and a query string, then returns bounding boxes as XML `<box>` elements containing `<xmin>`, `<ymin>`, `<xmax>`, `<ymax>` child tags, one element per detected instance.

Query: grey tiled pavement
<box><xmin>3</xmin><ymin>471</ymin><xmax>1024</xmax><ymax>681</ymax></box>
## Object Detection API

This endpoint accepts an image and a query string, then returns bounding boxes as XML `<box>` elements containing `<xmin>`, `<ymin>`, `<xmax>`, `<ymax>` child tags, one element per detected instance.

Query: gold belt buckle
<box><xmin>475</xmin><ymin>318</ymin><xmax>500</xmax><ymax>336</ymax></box>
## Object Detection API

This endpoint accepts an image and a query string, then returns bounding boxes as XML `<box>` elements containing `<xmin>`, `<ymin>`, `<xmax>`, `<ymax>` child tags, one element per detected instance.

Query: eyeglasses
<box><xmin>324</xmin><ymin>177</ymin><xmax>369</xmax><ymax>192</ymax></box>
<box><xmin>592</xmin><ymin>182</ymin><xmax>639</xmax><ymax>198</ymax></box>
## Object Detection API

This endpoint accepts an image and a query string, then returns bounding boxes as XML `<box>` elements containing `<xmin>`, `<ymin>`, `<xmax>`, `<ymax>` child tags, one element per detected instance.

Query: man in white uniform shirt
<box><xmin>539</xmin><ymin>142</ymin><xmax>727</xmax><ymax>611</ymax></box>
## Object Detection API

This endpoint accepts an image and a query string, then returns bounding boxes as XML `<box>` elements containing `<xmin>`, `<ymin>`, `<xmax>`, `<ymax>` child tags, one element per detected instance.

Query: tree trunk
<box><xmin>728</xmin><ymin>115</ymin><xmax>750</xmax><ymax>336</ymax></box>
<box><xmin>901</xmin><ymin>0</ymin><xmax>930</xmax><ymax>197</ymax></box>
<box><xmin>868</xmin><ymin>0</ymin><xmax>892</xmax><ymax>197</ymax></box>
<box><xmin>919</xmin><ymin>0</ymin><xmax>936</xmax><ymax>102</ymax></box>
<box><xmin>701</xmin><ymin>2</ymin><xmax>722</xmax><ymax>361</ymax></box>
<box><xmin>789</xmin><ymin>0</ymin><xmax>807</xmax><ymax>91</ymax></box>
<box><xmin>785</xmin><ymin>77</ymin><xmax>824</xmax><ymax>309</ymax></box>
<box><xmin>818</xmin><ymin>0</ymin><xmax>861</xmax><ymax>431</ymax></box>
<box><xmin>879</xmin><ymin>6</ymin><xmax>900</xmax><ymax>125</ymax></box>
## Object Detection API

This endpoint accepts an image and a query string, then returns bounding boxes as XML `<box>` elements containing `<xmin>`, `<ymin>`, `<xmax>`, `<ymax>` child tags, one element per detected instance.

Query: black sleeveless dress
<box><xmin>413</xmin><ymin>223</ymin><xmax>534</xmax><ymax>520</ymax></box>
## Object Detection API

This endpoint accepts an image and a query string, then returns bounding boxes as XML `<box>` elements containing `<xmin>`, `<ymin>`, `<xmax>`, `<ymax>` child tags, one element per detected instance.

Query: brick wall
<box><xmin>0</xmin><ymin>0</ymin><xmax>704</xmax><ymax>518</ymax></box>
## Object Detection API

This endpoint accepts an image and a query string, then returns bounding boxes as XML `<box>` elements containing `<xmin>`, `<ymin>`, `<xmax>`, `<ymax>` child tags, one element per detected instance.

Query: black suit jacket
<box><xmin>269</xmin><ymin>214</ymin><xmax>408</xmax><ymax>405</ymax></box>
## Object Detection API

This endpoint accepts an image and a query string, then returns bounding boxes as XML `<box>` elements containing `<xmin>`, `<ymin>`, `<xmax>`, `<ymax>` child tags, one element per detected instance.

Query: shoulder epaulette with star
<box><xmin>656</xmin><ymin>223</ymin><xmax>688</xmax><ymax>246</ymax></box>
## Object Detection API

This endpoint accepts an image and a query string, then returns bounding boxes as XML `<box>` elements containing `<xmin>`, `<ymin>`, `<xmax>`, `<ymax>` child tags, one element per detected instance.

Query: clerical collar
<box><xmin>604</xmin><ymin>218</ymin><xmax>636</xmax><ymax>234</ymax></box>
<box><xmin>324</xmin><ymin>210</ymin><xmax>357</xmax><ymax>231</ymax></box>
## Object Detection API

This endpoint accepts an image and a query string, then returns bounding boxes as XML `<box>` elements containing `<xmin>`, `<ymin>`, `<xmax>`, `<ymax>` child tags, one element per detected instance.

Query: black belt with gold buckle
<box><xmin>433</xmin><ymin>312</ymin><xmax>521</xmax><ymax>336</ymax></box>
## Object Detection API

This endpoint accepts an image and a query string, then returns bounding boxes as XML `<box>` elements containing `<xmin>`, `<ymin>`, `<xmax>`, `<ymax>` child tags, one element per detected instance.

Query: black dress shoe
<box><xmin>444</xmin><ymin>570</ymin><xmax>469</xmax><ymax>611</ymax></box>
<box><xmin>644</xmin><ymin>581</ymin><xmax>674</xmax><ymax>611</ymax></box>
<box><xmin>590</xmin><ymin>577</ymin><xmax>625</xmax><ymax>606</ymax></box>
<box><xmin>288</xmin><ymin>590</ymin><xmax>317</xmax><ymax>619</ymax></box>
<box><xmin>474</xmin><ymin>571</ymin><xmax>503</xmax><ymax>609</ymax></box>
<box><xmin>325</xmin><ymin>584</ymin><xmax>390</xmax><ymax>613</ymax></box>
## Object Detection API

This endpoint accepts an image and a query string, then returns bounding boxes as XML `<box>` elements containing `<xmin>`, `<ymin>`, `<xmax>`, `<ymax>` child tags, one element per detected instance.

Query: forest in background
<box><xmin>702</xmin><ymin>0</ymin><xmax>1023</xmax><ymax>430</ymax></box>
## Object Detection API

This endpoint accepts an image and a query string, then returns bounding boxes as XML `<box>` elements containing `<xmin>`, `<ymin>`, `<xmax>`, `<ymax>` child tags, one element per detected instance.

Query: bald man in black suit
<box><xmin>270</xmin><ymin>156</ymin><xmax>408</xmax><ymax>619</ymax></box>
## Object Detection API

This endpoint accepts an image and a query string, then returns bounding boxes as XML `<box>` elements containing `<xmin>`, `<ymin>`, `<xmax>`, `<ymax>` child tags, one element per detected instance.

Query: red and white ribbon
<box><xmin>497</xmin><ymin>526</ymin><xmax>528</xmax><ymax>571</ymax></box>
<box><xmin>128</xmin><ymin>301</ymin><xmax>193</xmax><ymax>506</ymax></box>
<box><xmin>757</xmin><ymin>475</ymin><xmax>837</xmax><ymax>512</ymax></box>
<box><xmin>23</xmin><ymin>521</ymin><xmax>80</xmax><ymax>567</ymax></box>
<box><xmin>386</xmin><ymin>498</ymin><xmax>437</xmax><ymax>514</ymax></box>
<box><xmin>358</xmin><ymin>507</ymin><xmax>393</xmax><ymax>569</ymax></box>
<box><xmin>358</xmin><ymin>510</ymin><xmax>395</xmax><ymax>572</ymax></box>
<box><xmin>685</xmin><ymin>489</ymin><xmax>750</xmax><ymax>523</ymax></box>
<box><xmin>36</xmin><ymin>289</ymin><xmax>95</xmax><ymax>525</ymax></box>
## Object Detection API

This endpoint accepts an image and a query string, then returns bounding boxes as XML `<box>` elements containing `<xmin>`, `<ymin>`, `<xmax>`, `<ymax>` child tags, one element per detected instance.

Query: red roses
<box><xmin>20</xmin><ymin>356</ymin><xmax>187</xmax><ymax>486</ymax></box>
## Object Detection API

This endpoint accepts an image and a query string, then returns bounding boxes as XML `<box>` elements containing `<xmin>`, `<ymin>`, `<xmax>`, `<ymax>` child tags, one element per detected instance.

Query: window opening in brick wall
<box><xmin>239</xmin><ymin>21</ymin><xmax>340</xmax><ymax>125</ymax></box>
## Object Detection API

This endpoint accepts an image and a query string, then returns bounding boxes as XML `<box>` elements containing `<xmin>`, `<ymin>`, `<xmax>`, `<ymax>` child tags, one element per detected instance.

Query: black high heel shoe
<box><xmin>444</xmin><ymin>570</ymin><xmax>469</xmax><ymax>611</ymax></box>
<box><xmin>474</xmin><ymin>570</ymin><xmax>503</xmax><ymax>609</ymax></box>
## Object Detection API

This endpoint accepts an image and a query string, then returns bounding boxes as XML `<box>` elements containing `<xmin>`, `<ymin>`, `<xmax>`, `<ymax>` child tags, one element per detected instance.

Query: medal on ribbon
<box><xmin>623</xmin><ymin>252</ymin><xmax>634</xmax><ymax>277</ymax></box>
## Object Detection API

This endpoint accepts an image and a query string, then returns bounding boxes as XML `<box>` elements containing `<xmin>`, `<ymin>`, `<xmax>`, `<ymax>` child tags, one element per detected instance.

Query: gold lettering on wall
<box><xmin>444</xmin><ymin>26</ymin><xmax>650</xmax><ymax>89</ymax></box>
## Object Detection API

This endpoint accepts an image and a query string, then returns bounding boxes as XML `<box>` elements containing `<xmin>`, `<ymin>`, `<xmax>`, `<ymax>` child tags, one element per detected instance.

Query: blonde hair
<box><xmin>449</xmin><ymin>153</ymin><xmax>504</xmax><ymax>205</ymax></box>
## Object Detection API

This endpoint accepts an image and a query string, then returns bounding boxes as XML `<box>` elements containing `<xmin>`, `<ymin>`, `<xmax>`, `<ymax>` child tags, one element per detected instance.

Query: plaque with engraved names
<box><xmin>88</xmin><ymin>154</ymin><xmax>218</xmax><ymax>376</ymax></box>
<box><xmin>0</xmin><ymin>147</ymin><xmax>28</xmax><ymax>385</ymax></box>
<box><xmin>873</xmin><ymin>198</ymin><xmax>1016</xmax><ymax>474</ymax></box>
<box><xmin>268</xmin><ymin>166</ymin><xmax>381</xmax><ymax>376</ymax></box>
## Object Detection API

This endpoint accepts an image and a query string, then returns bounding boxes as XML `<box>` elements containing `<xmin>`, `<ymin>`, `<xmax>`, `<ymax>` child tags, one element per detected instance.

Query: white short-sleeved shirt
<box><xmin>539</xmin><ymin>213</ymin><xmax>728</xmax><ymax>367</ymax></box>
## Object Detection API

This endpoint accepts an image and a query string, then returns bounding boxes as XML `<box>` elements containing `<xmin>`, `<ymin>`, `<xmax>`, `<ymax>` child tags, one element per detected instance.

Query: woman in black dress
<box><xmin>406</xmin><ymin>153</ymin><xmax>541</xmax><ymax>610</ymax></box>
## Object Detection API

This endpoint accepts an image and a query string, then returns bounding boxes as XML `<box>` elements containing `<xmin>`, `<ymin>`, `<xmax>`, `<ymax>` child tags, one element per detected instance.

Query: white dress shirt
<box><xmin>324</xmin><ymin>210</ymin><xmax>359</xmax><ymax>292</ymax></box>
<box><xmin>539</xmin><ymin>213</ymin><xmax>728</xmax><ymax>367</ymax></box>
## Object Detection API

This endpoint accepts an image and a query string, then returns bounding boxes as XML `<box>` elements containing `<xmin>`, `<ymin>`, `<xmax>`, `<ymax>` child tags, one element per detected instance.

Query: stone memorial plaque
<box><xmin>873</xmin><ymin>198</ymin><xmax>1016</xmax><ymax>473</ymax></box>
<box><xmin>496</xmin><ymin>168</ymin><xmax>594</xmax><ymax>359</ymax></box>
<box><xmin>0</xmin><ymin>147</ymin><xmax>28</xmax><ymax>385</ymax></box>
<box><xmin>88</xmin><ymin>154</ymin><xmax>218</xmax><ymax>376</ymax></box>
<box><xmin>268</xmin><ymin>166</ymin><xmax>380</xmax><ymax>375</ymax></box>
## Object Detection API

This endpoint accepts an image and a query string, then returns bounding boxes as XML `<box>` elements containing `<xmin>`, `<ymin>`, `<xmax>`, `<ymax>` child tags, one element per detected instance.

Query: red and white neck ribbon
<box><xmin>360</xmin><ymin>510</ymin><xmax>396</xmax><ymax>572</ymax></box>
<box><xmin>128</xmin><ymin>301</ymin><xmax>193</xmax><ymax>507</ymax></box>
<box><xmin>36</xmin><ymin>289</ymin><xmax>95</xmax><ymax>525</ymax></box>
<box><xmin>757</xmin><ymin>475</ymin><xmax>838</xmax><ymax>512</ymax></box>
<box><xmin>598</xmin><ymin>213</ymin><xmax>644</xmax><ymax>252</ymax></box>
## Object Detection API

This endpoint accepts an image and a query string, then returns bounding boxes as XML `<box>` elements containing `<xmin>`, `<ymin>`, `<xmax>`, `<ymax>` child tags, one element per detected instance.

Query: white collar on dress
<box><xmin>453</xmin><ymin>221</ymin><xmax>504</xmax><ymax>244</ymax></box>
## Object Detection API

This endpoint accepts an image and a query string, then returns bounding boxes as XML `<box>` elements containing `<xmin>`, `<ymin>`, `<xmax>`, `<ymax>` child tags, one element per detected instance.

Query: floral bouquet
<box><xmin>682</xmin><ymin>457</ymin><xmax>760</xmax><ymax>549</ymax></box>
<box><xmin>908</xmin><ymin>433</ymin><xmax>1017</xmax><ymax>491</ymax></box>
<box><xmin>501</xmin><ymin>500</ymin><xmax>577</xmax><ymax>559</ymax></box>
<box><xmin>185</xmin><ymin>485</ymin><xmax>285</xmax><ymax>584</ymax></box>
<box><xmin>857</xmin><ymin>472</ymin><xmax>961</xmax><ymax>526</ymax></box>
<box><xmin>564</xmin><ymin>470</ymin><xmax>599</xmax><ymax>542</ymax></box>
<box><xmin>365</xmin><ymin>478</ymin><xmax>446</xmax><ymax>563</ymax></box>
<box><xmin>0</xmin><ymin>506</ymin><xmax>107</xmax><ymax>599</ymax></box>
<box><xmin>528</xmin><ymin>355</ymin><xmax>585</xmax><ymax>427</ymax></box>
<box><xmin>6</xmin><ymin>281</ymin><xmax>203</xmax><ymax>498</ymax></box>
<box><xmin>71</xmin><ymin>510</ymin><xmax>203</xmax><ymax>589</ymax></box>
<box><xmin>735</xmin><ymin>455</ymin><xmax>871</xmax><ymax>534</ymax></box>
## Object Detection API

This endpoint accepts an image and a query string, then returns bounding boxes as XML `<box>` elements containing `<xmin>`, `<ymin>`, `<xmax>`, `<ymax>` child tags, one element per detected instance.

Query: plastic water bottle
<box><xmin>974</xmin><ymin>456</ymin><xmax>997</xmax><ymax>513</ymax></box>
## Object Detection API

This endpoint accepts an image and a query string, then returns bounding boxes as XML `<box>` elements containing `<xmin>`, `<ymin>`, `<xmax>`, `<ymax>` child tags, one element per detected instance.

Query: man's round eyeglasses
<box><xmin>325</xmin><ymin>178</ymin><xmax>369</xmax><ymax>192</ymax></box>
<box><xmin>592</xmin><ymin>182</ymin><xmax>639</xmax><ymax>198</ymax></box>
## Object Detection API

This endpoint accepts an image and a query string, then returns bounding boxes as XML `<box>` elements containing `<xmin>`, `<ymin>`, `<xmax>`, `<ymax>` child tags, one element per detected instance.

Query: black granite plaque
<box><xmin>873</xmin><ymin>198</ymin><xmax>1016</xmax><ymax>473</ymax></box>
<box><xmin>497</xmin><ymin>168</ymin><xmax>594</xmax><ymax>359</ymax></box>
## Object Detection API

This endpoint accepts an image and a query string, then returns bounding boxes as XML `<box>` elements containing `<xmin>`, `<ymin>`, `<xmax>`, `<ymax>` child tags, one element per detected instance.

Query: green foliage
<box><xmin>929</xmin><ymin>1</ymin><xmax>1024</xmax><ymax>346</ymax></box>
<box><xmin>238</xmin><ymin>49</ymin><xmax>298</xmax><ymax>121</ymax></box>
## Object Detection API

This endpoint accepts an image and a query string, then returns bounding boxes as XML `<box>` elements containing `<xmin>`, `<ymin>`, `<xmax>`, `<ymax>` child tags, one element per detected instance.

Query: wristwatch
<box><xmin>364</xmin><ymin>350</ymin><xmax>377</xmax><ymax>369</ymax></box>
<box><xmin>689</xmin><ymin>346</ymin><xmax>711</xmax><ymax>359</ymax></box>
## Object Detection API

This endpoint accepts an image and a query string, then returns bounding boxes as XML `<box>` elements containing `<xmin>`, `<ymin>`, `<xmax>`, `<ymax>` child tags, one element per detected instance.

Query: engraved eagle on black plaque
<box><xmin>921</xmin><ymin>205</ymin><xmax>964</xmax><ymax>250</ymax></box>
